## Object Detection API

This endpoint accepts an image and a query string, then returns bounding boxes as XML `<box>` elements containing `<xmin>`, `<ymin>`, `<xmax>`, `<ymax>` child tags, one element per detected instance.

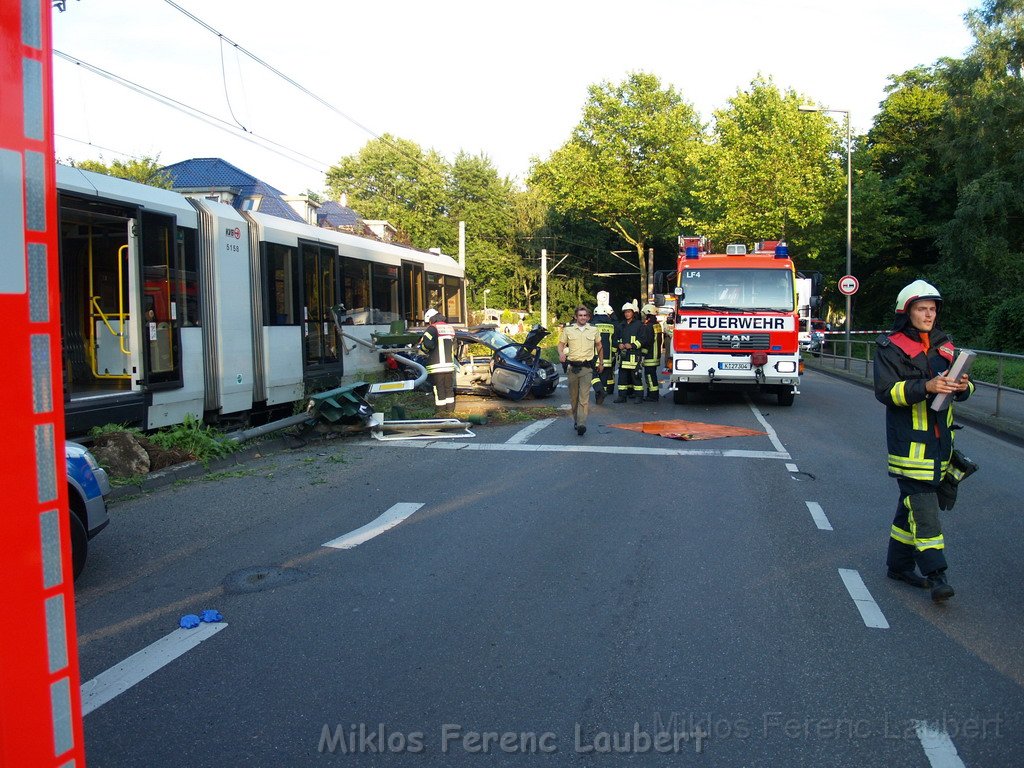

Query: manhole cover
<box><xmin>223</xmin><ymin>565</ymin><xmax>308</xmax><ymax>594</ymax></box>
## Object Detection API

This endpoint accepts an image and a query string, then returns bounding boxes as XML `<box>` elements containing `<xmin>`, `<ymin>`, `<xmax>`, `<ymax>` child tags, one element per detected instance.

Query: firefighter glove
<box><xmin>937</xmin><ymin>478</ymin><xmax>958</xmax><ymax>511</ymax></box>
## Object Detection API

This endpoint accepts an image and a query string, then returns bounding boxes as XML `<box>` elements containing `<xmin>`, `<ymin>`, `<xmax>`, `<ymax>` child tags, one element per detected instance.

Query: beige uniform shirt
<box><xmin>558</xmin><ymin>324</ymin><xmax>601</xmax><ymax>361</ymax></box>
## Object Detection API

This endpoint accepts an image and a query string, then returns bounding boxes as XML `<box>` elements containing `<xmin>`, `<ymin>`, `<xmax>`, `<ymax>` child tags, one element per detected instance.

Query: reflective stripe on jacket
<box><xmin>420</xmin><ymin>322</ymin><xmax>456</xmax><ymax>373</ymax></box>
<box><xmin>873</xmin><ymin>329</ymin><xmax>974</xmax><ymax>483</ymax></box>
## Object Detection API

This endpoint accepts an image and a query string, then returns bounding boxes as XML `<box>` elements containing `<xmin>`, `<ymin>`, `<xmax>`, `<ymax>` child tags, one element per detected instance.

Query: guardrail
<box><xmin>812</xmin><ymin>334</ymin><xmax>1024</xmax><ymax>420</ymax></box>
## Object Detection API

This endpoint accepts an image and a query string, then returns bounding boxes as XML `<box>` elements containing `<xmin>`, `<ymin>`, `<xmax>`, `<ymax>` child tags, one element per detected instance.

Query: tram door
<box><xmin>59</xmin><ymin>203</ymin><xmax>185</xmax><ymax>402</ymax></box>
<box><xmin>300</xmin><ymin>241</ymin><xmax>340</xmax><ymax>371</ymax></box>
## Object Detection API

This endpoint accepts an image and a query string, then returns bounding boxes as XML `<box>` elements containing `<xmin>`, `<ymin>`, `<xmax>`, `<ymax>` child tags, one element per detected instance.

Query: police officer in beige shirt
<box><xmin>558</xmin><ymin>305</ymin><xmax>604</xmax><ymax>436</ymax></box>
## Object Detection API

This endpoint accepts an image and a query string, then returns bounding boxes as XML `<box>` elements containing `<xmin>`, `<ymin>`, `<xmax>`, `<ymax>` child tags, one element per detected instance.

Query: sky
<box><xmin>51</xmin><ymin>0</ymin><xmax>978</xmax><ymax>197</ymax></box>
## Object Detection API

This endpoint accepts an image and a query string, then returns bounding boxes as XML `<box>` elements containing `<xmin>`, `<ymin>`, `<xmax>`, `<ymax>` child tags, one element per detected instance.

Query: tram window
<box><xmin>342</xmin><ymin>258</ymin><xmax>371</xmax><ymax>325</ymax></box>
<box><xmin>427</xmin><ymin>272</ymin><xmax>464</xmax><ymax>323</ymax></box>
<box><xmin>371</xmin><ymin>264</ymin><xmax>400</xmax><ymax>325</ymax></box>
<box><xmin>265</xmin><ymin>243</ymin><xmax>299</xmax><ymax>325</ymax></box>
<box><xmin>176</xmin><ymin>227</ymin><xmax>200</xmax><ymax>326</ymax></box>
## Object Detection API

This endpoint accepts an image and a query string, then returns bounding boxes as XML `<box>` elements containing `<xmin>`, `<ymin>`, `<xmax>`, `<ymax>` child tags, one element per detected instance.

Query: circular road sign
<box><xmin>838</xmin><ymin>275</ymin><xmax>859</xmax><ymax>296</ymax></box>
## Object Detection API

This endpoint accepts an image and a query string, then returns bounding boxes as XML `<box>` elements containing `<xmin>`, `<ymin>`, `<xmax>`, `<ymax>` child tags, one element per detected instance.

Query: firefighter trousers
<box><xmin>643</xmin><ymin>364</ymin><xmax>660</xmax><ymax>399</ymax></box>
<box><xmin>617</xmin><ymin>355</ymin><xmax>642</xmax><ymax>398</ymax></box>
<box><xmin>887</xmin><ymin>477</ymin><xmax>947</xmax><ymax>575</ymax></box>
<box><xmin>592</xmin><ymin>362</ymin><xmax>614</xmax><ymax>395</ymax></box>
<box><xmin>429</xmin><ymin>371</ymin><xmax>455</xmax><ymax>412</ymax></box>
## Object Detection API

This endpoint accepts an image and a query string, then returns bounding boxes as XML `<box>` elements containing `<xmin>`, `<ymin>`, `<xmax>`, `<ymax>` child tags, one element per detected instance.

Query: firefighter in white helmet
<box><xmin>639</xmin><ymin>303</ymin><xmax>662</xmax><ymax>401</ymax></box>
<box><xmin>613</xmin><ymin>301</ymin><xmax>643</xmax><ymax>402</ymax></box>
<box><xmin>419</xmin><ymin>308</ymin><xmax>456</xmax><ymax>412</ymax></box>
<box><xmin>590</xmin><ymin>292</ymin><xmax>617</xmax><ymax>404</ymax></box>
<box><xmin>873</xmin><ymin>279</ymin><xmax>975</xmax><ymax>602</ymax></box>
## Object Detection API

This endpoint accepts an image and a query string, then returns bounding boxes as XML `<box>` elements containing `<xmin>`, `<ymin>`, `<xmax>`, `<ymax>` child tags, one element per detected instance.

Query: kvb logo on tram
<box><xmin>225</xmin><ymin>226</ymin><xmax>241</xmax><ymax>239</ymax></box>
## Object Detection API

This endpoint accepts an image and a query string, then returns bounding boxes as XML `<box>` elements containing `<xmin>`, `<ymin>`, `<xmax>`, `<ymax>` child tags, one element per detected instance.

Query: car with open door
<box><xmin>453</xmin><ymin>325</ymin><xmax>558</xmax><ymax>400</ymax></box>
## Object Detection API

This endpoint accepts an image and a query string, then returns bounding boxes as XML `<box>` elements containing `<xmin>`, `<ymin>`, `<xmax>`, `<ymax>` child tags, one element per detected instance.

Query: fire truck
<box><xmin>654</xmin><ymin>237</ymin><xmax>817</xmax><ymax>406</ymax></box>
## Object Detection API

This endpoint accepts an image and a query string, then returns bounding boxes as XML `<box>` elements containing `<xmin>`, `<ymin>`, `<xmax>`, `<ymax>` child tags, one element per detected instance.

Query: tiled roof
<box><xmin>161</xmin><ymin>157</ymin><xmax>304</xmax><ymax>223</ymax></box>
<box><xmin>317</xmin><ymin>200</ymin><xmax>361</xmax><ymax>229</ymax></box>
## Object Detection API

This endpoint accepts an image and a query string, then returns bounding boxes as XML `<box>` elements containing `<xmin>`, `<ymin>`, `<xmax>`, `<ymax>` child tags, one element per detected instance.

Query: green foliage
<box><xmin>70</xmin><ymin>155</ymin><xmax>173</xmax><ymax>189</ymax></box>
<box><xmin>88</xmin><ymin>423</ymin><xmax>142</xmax><ymax>438</ymax></box>
<box><xmin>325</xmin><ymin>134</ymin><xmax>451</xmax><ymax>248</ymax></box>
<box><xmin>529</xmin><ymin>72</ymin><xmax>704</xmax><ymax>298</ymax></box>
<box><xmin>979</xmin><ymin>295</ymin><xmax>1024</xmax><ymax>353</ymax></box>
<box><xmin>146</xmin><ymin>415</ymin><xmax>237</xmax><ymax>464</ymax></box>
<box><xmin>689</xmin><ymin>76</ymin><xmax>844</xmax><ymax>246</ymax></box>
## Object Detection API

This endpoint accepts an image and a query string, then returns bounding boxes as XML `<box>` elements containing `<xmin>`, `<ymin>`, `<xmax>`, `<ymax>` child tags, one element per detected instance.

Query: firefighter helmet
<box><xmin>621</xmin><ymin>301</ymin><xmax>638</xmax><ymax>313</ymax></box>
<box><xmin>595</xmin><ymin>291</ymin><xmax>613</xmax><ymax>315</ymax></box>
<box><xmin>424</xmin><ymin>308</ymin><xmax>439</xmax><ymax>323</ymax></box>
<box><xmin>641</xmin><ymin>303</ymin><xmax>657</xmax><ymax>316</ymax></box>
<box><xmin>895</xmin><ymin>280</ymin><xmax>942</xmax><ymax>313</ymax></box>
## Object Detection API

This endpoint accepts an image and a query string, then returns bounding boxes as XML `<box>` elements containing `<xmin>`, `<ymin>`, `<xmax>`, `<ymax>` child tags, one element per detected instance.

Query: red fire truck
<box><xmin>655</xmin><ymin>237</ymin><xmax>806</xmax><ymax>406</ymax></box>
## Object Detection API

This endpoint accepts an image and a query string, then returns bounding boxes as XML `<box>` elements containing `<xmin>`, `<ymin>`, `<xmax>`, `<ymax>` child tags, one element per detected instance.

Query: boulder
<box><xmin>136</xmin><ymin>436</ymin><xmax>192</xmax><ymax>472</ymax></box>
<box><xmin>91</xmin><ymin>431</ymin><xmax>150</xmax><ymax>478</ymax></box>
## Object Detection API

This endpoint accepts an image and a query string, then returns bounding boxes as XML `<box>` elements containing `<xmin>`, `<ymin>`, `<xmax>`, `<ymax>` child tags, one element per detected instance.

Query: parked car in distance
<box><xmin>65</xmin><ymin>441</ymin><xmax>111</xmax><ymax>579</ymax></box>
<box><xmin>453</xmin><ymin>325</ymin><xmax>559</xmax><ymax>400</ymax></box>
<box><xmin>799</xmin><ymin>318</ymin><xmax>831</xmax><ymax>357</ymax></box>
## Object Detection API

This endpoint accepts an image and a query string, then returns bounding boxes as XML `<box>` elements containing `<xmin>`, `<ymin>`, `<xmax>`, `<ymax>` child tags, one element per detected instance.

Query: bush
<box><xmin>146</xmin><ymin>415</ymin><xmax>237</xmax><ymax>464</ymax></box>
<box><xmin>980</xmin><ymin>295</ymin><xmax>1024</xmax><ymax>355</ymax></box>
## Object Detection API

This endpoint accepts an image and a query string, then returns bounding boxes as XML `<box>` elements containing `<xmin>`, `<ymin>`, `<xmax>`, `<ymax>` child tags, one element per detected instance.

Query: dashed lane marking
<box><xmin>81</xmin><ymin>622</ymin><xmax>228</xmax><ymax>716</ymax></box>
<box><xmin>806</xmin><ymin>501</ymin><xmax>833</xmax><ymax>531</ymax></box>
<box><xmin>914</xmin><ymin>721</ymin><xmax>968</xmax><ymax>768</ymax></box>
<box><xmin>506</xmin><ymin>418</ymin><xmax>556</xmax><ymax>444</ymax></box>
<box><xmin>323</xmin><ymin>503</ymin><xmax>424</xmax><ymax>550</ymax></box>
<box><xmin>838</xmin><ymin>569</ymin><xmax>889</xmax><ymax>629</ymax></box>
<box><xmin>786</xmin><ymin>463</ymin><xmax>798</xmax><ymax>472</ymax></box>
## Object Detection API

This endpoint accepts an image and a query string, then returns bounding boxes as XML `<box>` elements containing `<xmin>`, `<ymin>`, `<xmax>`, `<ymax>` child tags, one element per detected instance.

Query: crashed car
<box><xmin>453</xmin><ymin>325</ymin><xmax>559</xmax><ymax>400</ymax></box>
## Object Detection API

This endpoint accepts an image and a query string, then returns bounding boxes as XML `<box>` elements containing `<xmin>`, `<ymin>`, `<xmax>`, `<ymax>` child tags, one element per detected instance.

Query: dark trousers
<box><xmin>887</xmin><ymin>477</ymin><xmax>947</xmax><ymax>575</ymax></box>
<box><xmin>430</xmin><ymin>371</ymin><xmax>455</xmax><ymax>412</ymax></box>
<box><xmin>592</xmin><ymin>363</ymin><xmax>614</xmax><ymax>395</ymax></box>
<box><xmin>643</xmin><ymin>364</ymin><xmax>660</xmax><ymax>398</ymax></box>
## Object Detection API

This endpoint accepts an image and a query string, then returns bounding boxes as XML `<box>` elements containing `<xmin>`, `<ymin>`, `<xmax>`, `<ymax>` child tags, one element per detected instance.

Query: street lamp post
<box><xmin>483</xmin><ymin>289</ymin><xmax>490</xmax><ymax>321</ymax></box>
<box><xmin>799</xmin><ymin>104</ymin><xmax>853</xmax><ymax>363</ymax></box>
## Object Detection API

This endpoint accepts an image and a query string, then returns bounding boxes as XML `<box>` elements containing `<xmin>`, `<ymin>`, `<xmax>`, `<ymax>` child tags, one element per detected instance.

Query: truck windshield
<box><xmin>679</xmin><ymin>268</ymin><xmax>794</xmax><ymax>312</ymax></box>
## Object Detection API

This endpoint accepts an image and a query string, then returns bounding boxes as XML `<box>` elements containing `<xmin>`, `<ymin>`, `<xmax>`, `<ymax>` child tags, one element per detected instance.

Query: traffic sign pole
<box><xmin>0</xmin><ymin>2</ymin><xmax>86</xmax><ymax>766</ymax></box>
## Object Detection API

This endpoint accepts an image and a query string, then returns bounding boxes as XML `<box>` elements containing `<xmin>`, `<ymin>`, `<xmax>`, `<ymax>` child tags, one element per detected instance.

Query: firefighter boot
<box><xmin>927</xmin><ymin>570</ymin><xmax>955</xmax><ymax>602</ymax></box>
<box><xmin>887</xmin><ymin>569</ymin><xmax>931</xmax><ymax>589</ymax></box>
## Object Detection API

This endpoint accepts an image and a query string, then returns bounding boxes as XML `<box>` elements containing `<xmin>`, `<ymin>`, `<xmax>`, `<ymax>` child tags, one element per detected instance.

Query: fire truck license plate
<box><xmin>719</xmin><ymin>362</ymin><xmax>751</xmax><ymax>370</ymax></box>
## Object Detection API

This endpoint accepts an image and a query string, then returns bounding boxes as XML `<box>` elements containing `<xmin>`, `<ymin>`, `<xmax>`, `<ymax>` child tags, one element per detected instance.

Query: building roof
<box><xmin>161</xmin><ymin>157</ymin><xmax>304</xmax><ymax>223</ymax></box>
<box><xmin>317</xmin><ymin>200</ymin><xmax>361</xmax><ymax>229</ymax></box>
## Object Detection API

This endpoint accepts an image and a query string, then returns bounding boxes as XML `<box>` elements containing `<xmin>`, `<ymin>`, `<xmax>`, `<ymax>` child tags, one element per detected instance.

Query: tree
<box><xmin>69</xmin><ymin>155</ymin><xmax>172</xmax><ymax>188</ymax></box>
<box><xmin>688</xmin><ymin>76</ymin><xmax>844</xmax><ymax>247</ymax></box>
<box><xmin>529</xmin><ymin>72</ymin><xmax>704</xmax><ymax>299</ymax></box>
<box><xmin>325</xmin><ymin>134</ymin><xmax>450</xmax><ymax>249</ymax></box>
<box><xmin>934</xmin><ymin>0</ymin><xmax>1024</xmax><ymax>346</ymax></box>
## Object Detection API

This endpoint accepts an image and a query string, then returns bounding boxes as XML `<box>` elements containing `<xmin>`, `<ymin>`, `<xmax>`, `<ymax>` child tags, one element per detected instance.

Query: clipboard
<box><xmin>930</xmin><ymin>349</ymin><xmax>975</xmax><ymax>411</ymax></box>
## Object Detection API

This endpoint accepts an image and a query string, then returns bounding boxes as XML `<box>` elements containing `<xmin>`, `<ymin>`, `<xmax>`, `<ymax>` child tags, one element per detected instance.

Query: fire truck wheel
<box><xmin>777</xmin><ymin>387</ymin><xmax>795</xmax><ymax>407</ymax></box>
<box><xmin>672</xmin><ymin>386</ymin><xmax>688</xmax><ymax>405</ymax></box>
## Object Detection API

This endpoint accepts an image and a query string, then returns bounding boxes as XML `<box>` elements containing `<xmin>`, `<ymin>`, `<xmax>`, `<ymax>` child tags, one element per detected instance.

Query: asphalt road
<box><xmin>74</xmin><ymin>369</ymin><xmax>1024</xmax><ymax>766</ymax></box>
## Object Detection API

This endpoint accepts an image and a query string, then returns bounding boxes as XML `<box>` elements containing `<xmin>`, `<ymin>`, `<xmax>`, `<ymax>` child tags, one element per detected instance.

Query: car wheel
<box><xmin>777</xmin><ymin>387</ymin><xmax>795</xmax><ymax>407</ymax></box>
<box><xmin>69</xmin><ymin>507</ymin><xmax>88</xmax><ymax>580</ymax></box>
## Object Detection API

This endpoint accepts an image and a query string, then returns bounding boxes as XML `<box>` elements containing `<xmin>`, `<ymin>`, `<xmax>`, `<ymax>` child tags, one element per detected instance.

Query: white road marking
<box><xmin>914</xmin><ymin>721</ymin><xmax>968</xmax><ymax>768</ymax></box>
<box><xmin>806</xmin><ymin>501</ymin><xmax>833</xmax><ymax>531</ymax></box>
<box><xmin>746</xmin><ymin>397</ymin><xmax>789</xmax><ymax>456</ymax></box>
<box><xmin>372</xmin><ymin>440</ymin><xmax>788</xmax><ymax>460</ymax></box>
<box><xmin>323</xmin><ymin>502</ymin><xmax>424</xmax><ymax>550</ymax></box>
<box><xmin>506</xmin><ymin>418</ymin><xmax>556</xmax><ymax>444</ymax></box>
<box><xmin>80</xmin><ymin>622</ymin><xmax>227</xmax><ymax>716</ymax></box>
<box><xmin>786</xmin><ymin>463</ymin><xmax>798</xmax><ymax>472</ymax></box>
<box><xmin>838</xmin><ymin>569</ymin><xmax>889</xmax><ymax>629</ymax></box>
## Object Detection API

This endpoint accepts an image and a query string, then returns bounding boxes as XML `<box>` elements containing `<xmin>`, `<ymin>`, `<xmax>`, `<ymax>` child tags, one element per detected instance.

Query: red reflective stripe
<box><xmin>888</xmin><ymin>332</ymin><xmax>924</xmax><ymax>358</ymax></box>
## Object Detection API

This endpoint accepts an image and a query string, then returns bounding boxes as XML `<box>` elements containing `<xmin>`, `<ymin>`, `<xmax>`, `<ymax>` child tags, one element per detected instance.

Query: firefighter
<box><xmin>640</xmin><ymin>303</ymin><xmax>662</xmax><ymax>401</ymax></box>
<box><xmin>873</xmin><ymin>280</ymin><xmax>974</xmax><ymax>602</ymax></box>
<box><xmin>419</xmin><ymin>308</ymin><xmax>456</xmax><ymax>412</ymax></box>
<box><xmin>613</xmin><ymin>301</ymin><xmax>644</xmax><ymax>403</ymax></box>
<box><xmin>590</xmin><ymin>291</ymin><xmax>617</xmax><ymax>405</ymax></box>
